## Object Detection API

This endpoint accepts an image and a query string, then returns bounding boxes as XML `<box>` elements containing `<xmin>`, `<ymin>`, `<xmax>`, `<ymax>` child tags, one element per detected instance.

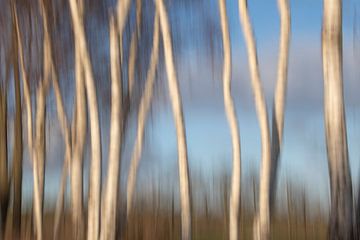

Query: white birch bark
<box><xmin>14</xmin><ymin>9</ymin><xmax>43</xmax><ymax>240</ymax></box>
<box><xmin>68</xmin><ymin>0</ymin><xmax>103</xmax><ymax>238</ymax></box>
<box><xmin>155</xmin><ymin>0</ymin><xmax>192</xmax><ymax>239</ymax></box>
<box><xmin>322</xmin><ymin>0</ymin><xmax>353</xmax><ymax>239</ymax></box>
<box><xmin>38</xmin><ymin>2</ymin><xmax>73</xmax><ymax>236</ymax></box>
<box><xmin>99</xmin><ymin>16</ymin><xmax>122</xmax><ymax>240</ymax></box>
<box><xmin>218</xmin><ymin>0</ymin><xmax>241</xmax><ymax>239</ymax></box>
<box><xmin>99</xmin><ymin>1</ymin><xmax>132</xmax><ymax>239</ymax></box>
<box><xmin>269</xmin><ymin>0</ymin><xmax>291</xmax><ymax>210</ymax></box>
<box><xmin>71</xmin><ymin>44</ymin><xmax>87</xmax><ymax>240</ymax></box>
<box><xmin>238</xmin><ymin>0</ymin><xmax>271</xmax><ymax>239</ymax></box>
<box><xmin>52</xmin><ymin>61</ymin><xmax>72</xmax><ymax>240</ymax></box>
<box><xmin>126</xmin><ymin>12</ymin><xmax>160</xmax><ymax>218</ymax></box>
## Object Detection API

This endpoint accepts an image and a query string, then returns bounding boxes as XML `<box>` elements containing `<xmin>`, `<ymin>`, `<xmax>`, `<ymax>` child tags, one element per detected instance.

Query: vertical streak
<box><xmin>11</xmin><ymin>4</ymin><xmax>24</xmax><ymax>238</ymax></box>
<box><xmin>155</xmin><ymin>0</ymin><xmax>192</xmax><ymax>239</ymax></box>
<box><xmin>100</xmin><ymin>16</ymin><xmax>122</xmax><ymax>240</ymax></box>
<box><xmin>322</xmin><ymin>0</ymin><xmax>353</xmax><ymax>239</ymax></box>
<box><xmin>238</xmin><ymin>0</ymin><xmax>271</xmax><ymax>239</ymax></box>
<box><xmin>269</xmin><ymin>0</ymin><xmax>291</xmax><ymax>210</ymax></box>
<box><xmin>218</xmin><ymin>0</ymin><xmax>242</xmax><ymax>240</ymax></box>
<box><xmin>126</xmin><ymin>12</ymin><xmax>160</xmax><ymax>218</ymax></box>
<box><xmin>68</xmin><ymin>0</ymin><xmax>103</xmax><ymax>238</ymax></box>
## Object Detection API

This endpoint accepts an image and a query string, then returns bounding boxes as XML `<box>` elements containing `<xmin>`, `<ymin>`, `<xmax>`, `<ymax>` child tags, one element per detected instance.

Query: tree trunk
<box><xmin>322</xmin><ymin>0</ymin><xmax>354</xmax><ymax>239</ymax></box>
<box><xmin>218</xmin><ymin>0</ymin><xmax>242</xmax><ymax>239</ymax></box>
<box><xmin>70</xmin><ymin>38</ymin><xmax>86</xmax><ymax>240</ymax></box>
<box><xmin>68</xmin><ymin>0</ymin><xmax>103</xmax><ymax>238</ymax></box>
<box><xmin>269</xmin><ymin>0</ymin><xmax>290</xmax><ymax>211</ymax></box>
<box><xmin>13</xmin><ymin>5</ymin><xmax>38</xmax><ymax>238</ymax></box>
<box><xmin>238</xmin><ymin>0</ymin><xmax>272</xmax><ymax>239</ymax></box>
<box><xmin>126</xmin><ymin>12</ymin><xmax>160</xmax><ymax>218</ymax></box>
<box><xmin>11</xmin><ymin>4</ymin><xmax>23</xmax><ymax>237</ymax></box>
<box><xmin>100</xmin><ymin>16</ymin><xmax>123</xmax><ymax>240</ymax></box>
<box><xmin>155</xmin><ymin>0</ymin><xmax>192</xmax><ymax>239</ymax></box>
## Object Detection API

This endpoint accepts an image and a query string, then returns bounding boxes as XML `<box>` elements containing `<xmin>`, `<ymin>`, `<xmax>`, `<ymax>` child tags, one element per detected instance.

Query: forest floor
<box><xmin>2</xmin><ymin>210</ymin><xmax>327</xmax><ymax>239</ymax></box>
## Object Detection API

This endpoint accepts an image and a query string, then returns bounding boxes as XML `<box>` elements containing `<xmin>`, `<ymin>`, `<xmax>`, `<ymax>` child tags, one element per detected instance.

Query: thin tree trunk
<box><xmin>36</xmin><ymin>6</ymin><xmax>74</xmax><ymax>239</ymax></box>
<box><xmin>238</xmin><ymin>1</ymin><xmax>271</xmax><ymax>239</ymax></box>
<box><xmin>269</xmin><ymin>0</ymin><xmax>290</xmax><ymax>211</ymax></box>
<box><xmin>11</xmin><ymin>4</ymin><xmax>23</xmax><ymax>237</ymax></box>
<box><xmin>155</xmin><ymin>0</ymin><xmax>192</xmax><ymax>239</ymax></box>
<box><xmin>218</xmin><ymin>0</ymin><xmax>242</xmax><ymax>239</ymax></box>
<box><xmin>68</xmin><ymin>0</ymin><xmax>103</xmax><ymax>238</ymax></box>
<box><xmin>126</xmin><ymin>12</ymin><xmax>160</xmax><ymax>218</ymax></box>
<box><xmin>14</xmin><ymin>6</ymin><xmax>41</xmax><ymax>239</ymax></box>
<box><xmin>49</xmin><ymin>32</ymin><xmax>73</xmax><ymax>240</ymax></box>
<box><xmin>127</xmin><ymin>0</ymin><xmax>142</xmax><ymax>98</ymax></box>
<box><xmin>322</xmin><ymin>0</ymin><xmax>353</xmax><ymax>239</ymax></box>
<box><xmin>100</xmin><ymin>16</ymin><xmax>123</xmax><ymax>240</ymax></box>
<box><xmin>33</xmin><ymin>82</ymin><xmax>47</xmax><ymax>240</ymax></box>
<box><xmin>52</xmin><ymin>62</ymin><xmax>72</xmax><ymax>239</ymax></box>
<box><xmin>70</xmin><ymin>39</ymin><xmax>87</xmax><ymax>240</ymax></box>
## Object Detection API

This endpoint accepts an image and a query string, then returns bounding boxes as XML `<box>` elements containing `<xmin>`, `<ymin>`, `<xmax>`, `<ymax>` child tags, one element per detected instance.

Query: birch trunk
<box><xmin>34</xmin><ymin>82</ymin><xmax>47</xmax><ymax>240</ymax></box>
<box><xmin>238</xmin><ymin>0</ymin><xmax>271</xmax><ymax>239</ymax></box>
<box><xmin>0</xmin><ymin>52</ymin><xmax>10</xmax><ymax>237</ymax></box>
<box><xmin>68</xmin><ymin>0</ymin><xmax>103</xmax><ymax>238</ymax></box>
<box><xmin>127</xmin><ymin>0</ymin><xmax>142</xmax><ymax>98</ymax></box>
<box><xmin>322</xmin><ymin>0</ymin><xmax>353</xmax><ymax>239</ymax></box>
<box><xmin>155</xmin><ymin>0</ymin><xmax>192</xmax><ymax>239</ymax></box>
<box><xmin>126</xmin><ymin>12</ymin><xmax>160</xmax><ymax>218</ymax></box>
<box><xmin>14</xmin><ymin>6</ymin><xmax>41</xmax><ymax>239</ymax></box>
<box><xmin>52</xmin><ymin>64</ymin><xmax>72</xmax><ymax>239</ymax></box>
<box><xmin>11</xmin><ymin>5</ymin><xmax>24</xmax><ymax>237</ymax></box>
<box><xmin>269</xmin><ymin>0</ymin><xmax>291</xmax><ymax>210</ymax></box>
<box><xmin>70</xmin><ymin>39</ymin><xmax>87</xmax><ymax>240</ymax></box>
<box><xmin>218</xmin><ymin>0</ymin><xmax>241</xmax><ymax>239</ymax></box>
<box><xmin>99</xmin><ymin>16</ymin><xmax>122</xmax><ymax>240</ymax></box>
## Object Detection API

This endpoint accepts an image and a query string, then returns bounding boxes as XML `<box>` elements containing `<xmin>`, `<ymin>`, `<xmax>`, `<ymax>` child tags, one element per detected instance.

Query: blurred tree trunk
<box><xmin>68</xmin><ymin>33</ymin><xmax>86</xmax><ymax>240</ymax></box>
<box><xmin>218</xmin><ymin>0</ymin><xmax>242</xmax><ymax>239</ymax></box>
<box><xmin>126</xmin><ymin>11</ymin><xmax>159</xmax><ymax>218</ymax></box>
<box><xmin>238</xmin><ymin>0</ymin><xmax>272</xmax><ymax>239</ymax></box>
<box><xmin>269</xmin><ymin>0</ymin><xmax>290</xmax><ymax>211</ymax></box>
<box><xmin>68</xmin><ymin>0</ymin><xmax>103</xmax><ymax>238</ymax></box>
<box><xmin>37</xmin><ymin>0</ymin><xmax>74</xmax><ymax>237</ymax></box>
<box><xmin>11</xmin><ymin>3</ymin><xmax>23</xmax><ymax>237</ymax></box>
<box><xmin>100</xmin><ymin>16</ymin><xmax>122</xmax><ymax>240</ymax></box>
<box><xmin>155</xmin><ymin>0</ymin><xmax>192</xmax><ymax>239</ymax></box>
<box><xmin>322</xmin><ymin>0</ymin><xmax>354</xmax><ymax>239</ymax></box>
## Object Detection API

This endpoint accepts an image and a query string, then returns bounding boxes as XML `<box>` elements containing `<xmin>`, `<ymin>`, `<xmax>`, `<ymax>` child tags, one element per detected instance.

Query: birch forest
<box><xmin>0</xmin><ymin>0</ymin><xmax>359</xmax><ymax>239</ymax></box>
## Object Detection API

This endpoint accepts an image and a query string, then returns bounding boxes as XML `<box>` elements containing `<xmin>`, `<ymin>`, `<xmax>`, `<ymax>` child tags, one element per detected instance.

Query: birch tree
<box><xmin>0</xmin><ymin>12</ymin><xmax>11</xmax><ymax>238</ymax></box>
<box><xmin>37</xmin><ymin>1</ymin><xmax>75</xmax><ymax>238</ymax></box>
<box><xmin>99</xmin><ymin>16</ymin><xmax>123</xmax><ymax>240</ymax></box>
<box><xmin>126</xmin><ymin>10</ymin><xmax>160</xmax><ymax>217</ymax></box>
<box><xmin>99</xmin><ymin>0</ymin><xmax>132</xmax><ymax>239</ymax></box>
<box><xmin>238</xmin><ymin>0</ymin><xmax>271</xmax><ymax>239</ymax></box>
<box><xmin>155</xmin><ymin>0</ymin><xmax>192</xmax><ymax>239</ymax></box>
<box><xmin>269</xmin><ymin>0</ymin><xmax>291</xmax><ymax>210</ymax></box>
<box><xmin>15</xmin><ymin>7</ymin><xmax>47</xmax><ymax>238</ymax></box>
<box><xmin>126</xmin><ymin>12</ymin><xmax>160</xmax><ymax>218</ymax></box>
<box><xmin>322</xmin><ymin>0</ymin><xmax>354</xmax><ymax>239</ymax></box>
<box><xmin>11</xmin><ymin>4</ymin><xmax>24</xmax><ymax>237</ymax></box>
<box><xmin>68</xmin><ymin>0</ymin><xmax>103</xmax><ymax>238</ymax></box>
<box><xmin>14</xmin><ymin>6</ymin><xmax>37</xmax><ymax>239</ymax></box>
<box><xmin>218</xmin><ymin>0</ymin><xmax>241</xmax><ymax>239</ymax></box>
